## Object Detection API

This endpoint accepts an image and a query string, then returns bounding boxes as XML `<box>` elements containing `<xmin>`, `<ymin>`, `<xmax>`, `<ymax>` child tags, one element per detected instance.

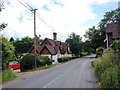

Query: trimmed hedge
<box><xmin>58</xmin><ymin>56</ymin><xmax>72</xmax><ymax>63</ymax></box>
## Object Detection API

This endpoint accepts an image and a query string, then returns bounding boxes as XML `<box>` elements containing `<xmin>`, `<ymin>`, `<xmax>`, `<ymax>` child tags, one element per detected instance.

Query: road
<box><xmin>2</xmin><ymin>56</ymin><xmax>99</xmax><ymax>88</ymax></box>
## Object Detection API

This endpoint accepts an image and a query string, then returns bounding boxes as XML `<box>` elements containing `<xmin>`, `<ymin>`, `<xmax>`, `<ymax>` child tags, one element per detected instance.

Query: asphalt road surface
<box><xmin>3</xmin><ymin>55</ymin><xmax>99</xmax><ymax>88</ymax></box>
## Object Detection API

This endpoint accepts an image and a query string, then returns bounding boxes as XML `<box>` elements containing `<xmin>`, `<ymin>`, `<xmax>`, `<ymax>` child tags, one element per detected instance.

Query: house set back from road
<box><xmin>104</xmin><ymin>22</ymin><xmax>120</xmax><ymax>48</ymax></box>
<box><xmin>29</xmin><ymin>32</ymin><xmax>72</xmax><ymax>63</ymax></box>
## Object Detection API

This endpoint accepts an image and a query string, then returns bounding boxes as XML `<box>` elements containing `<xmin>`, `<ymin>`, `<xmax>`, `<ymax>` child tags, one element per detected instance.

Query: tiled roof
<box><xmin>105</xmin><ymin>23</ymin><xmax>120</xmax><ymax>39</ymax></box>
<box><xmin>29</xmin><ymin>37</ymin><xmax>72</xmax><ymax>55</ymax></box>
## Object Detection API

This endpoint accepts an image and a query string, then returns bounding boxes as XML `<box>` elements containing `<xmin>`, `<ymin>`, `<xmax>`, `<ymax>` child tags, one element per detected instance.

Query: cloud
<box><xmin>0</xmin><ymin>0</ymin><xmax>119</xmax><ymax>41</ymax></box>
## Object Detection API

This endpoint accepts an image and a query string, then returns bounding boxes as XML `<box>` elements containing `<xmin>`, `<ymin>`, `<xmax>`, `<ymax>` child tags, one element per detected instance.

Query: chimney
<box><xmin>53</xmin><ymin>32</ymin><xmax>57</xmax><ymax>40</ymax></box>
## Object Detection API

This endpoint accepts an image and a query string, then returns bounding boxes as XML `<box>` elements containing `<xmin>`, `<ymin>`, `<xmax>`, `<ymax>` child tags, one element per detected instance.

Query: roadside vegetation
<box><xmin>91</xmin><ymin>7</ymin><xmax>120</xmax><ymax>88</ymax></box>
<box><xmin>2</xmin><ymin>69</ymin><xmax>16</xmax><ymax>83</ymax></box>
<box><xmin>20</xmin><ymin>54</ymin><xmax>52</xmax><ymax>72</ymax></box>
<box><xmin>1</xmin><ymin>1</ymin><xmax>120</xmax><ymax>85</ymax></box>
<box><xmin>92</xmin><ymin>48</ymin><xmax>120</xmax><ymax>88</ymax></box>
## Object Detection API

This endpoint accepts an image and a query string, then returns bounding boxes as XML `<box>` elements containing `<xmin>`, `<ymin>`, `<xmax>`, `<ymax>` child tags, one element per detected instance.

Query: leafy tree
<box><xmin>13</xmin><ymin>36</ymin><xmax>34</xmax><ymax>58</ymax></box>
<box><xmin>82</xmin><ymin>40</ymin><xmax>92</xmax><ymax>54</ymax></box>
<box><xmin>0</xmin><ymin>2</ymin><xmax>4</xmax><ymax>12</ymax></box>
<box><xmin>84</xmin><ymin>26</ymin><xmax>105</xmax><ymax>53</ymax></box>
<box><xmin>1</xmin><ymin>36</ymin><xmax>16</xmax><ymax>70</ymax></box>
<box><xmin>98</xmin><ymin>8</ymin><xmax>120</xmax><ymax>29</ymax></box>
<box><xmin>66</xmin><ymin>32</ymin><xmax>82</xmax><ymax>56</ymax></box>
<box><xmin>9</xmin><ymin>37</ymin><xmax>14</xmax><ymax>42</ymax></box>
<box><xmin>0</xmin><ymin>2</ymin><xmax>7</xmax><ymax>31</ymax></box>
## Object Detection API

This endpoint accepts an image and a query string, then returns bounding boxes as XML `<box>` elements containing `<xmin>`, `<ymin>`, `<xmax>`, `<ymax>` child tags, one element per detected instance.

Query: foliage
<box><xmin>92</xmin><ymin>48</ymin><xmax>120</xmax><ymax>88</ymax></box>
<box><xmin>98</xmin><ymin>8</ymin><xmax>120</xmax><ymax>29</ymax></box>
<box><xmin>85</xmin><ymin>8</ymin><xmax>120</xmax><ymax>53</ymax></box>
<box><xmin>2</xmin><ymin>69</ymin><xmax>16</xmax><ymax>82</ymax></box>
<box><xmin>9</xmin><ymin>37</ymin><xmax>14</xmax><ymax>42</ymax></box>
<box><xmin>110</xmin><ymin>40</ymin><xmax>120</xmax><ymax>50</ymax></box>
<box><xmin>20</xmin><ymin>54</ymin><xmax>52</xmax><ymax>72</ymax></box>
<box><xmin>0</xmin><ymin>2</ymin><xmax>7</xmax><ymax>31</ymax></box>
<box><xmin>58</xmin><ymin>56</ymin><xmax>72</xmax><ymax>63</ymax></box>
<box><xmin>0</xmin><ymin>23</ymin><xmax>7</xmax><ymax>31</ymax></box>
<box><xmin>82</xmin><ymin>40</ymin><xmax>93</xmax><ymax>54</ymax></box>
<box><xmin>13</xmin><ymin>36</ymin><xmax>34</xmax><ymax>58</ymax></box>
<box><xmin>20</xmin><ymin>54</ymin><xmax>38</xmax><ymax>72</ymax></box>
<box><xmin>37</xmin><ymin>56</ymin><xmax>52</xmax><ymax>66</ymax></box>
<box><xmin>96</xmin><ymin>47</ymin><xmax>104</xmax><ymax>57</ymax></box>
<box><xmin>81</xmin><ymin>51</ymin><xmax>89</xmax><ymax>56</ymax></box>
<box><xmin>1</xmin><ymin>36</ymin><xmax>16</xmax><ymax>70</ymax></box>
<box><xmin>66</xmin><ymin>32</ymin><xmax>82</xmax><ymax>56</ymax></box>
<box><xmin>0</xmin><ymin>2</ymin><xmax>4</xmax><ymax>12</ymax></box>
<box><xmin>84</xmin><ymin>26</ymin><xmax>105</xmax><ymax>53</ymax></box>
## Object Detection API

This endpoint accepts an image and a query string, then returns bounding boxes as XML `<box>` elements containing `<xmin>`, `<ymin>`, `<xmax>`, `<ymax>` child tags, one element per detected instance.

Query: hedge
<box><xmin>58</xmin><ymin>56</ymin><xmax>72</xmax><ymax>63</ymax></box>
<box><xmin>20</xmin><ymin>54</ymin><xmax>52</xmax><ymax>72</ymax></box>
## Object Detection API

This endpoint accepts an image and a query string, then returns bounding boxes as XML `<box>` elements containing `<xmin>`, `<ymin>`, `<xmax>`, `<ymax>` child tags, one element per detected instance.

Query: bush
<box><xmin>20</xmin><ymin>54</ymin><xmax>52</xmax><ymax>72</ymax></box>
<box><xmin>2</xmin><ymin>69</ymin><xmax>16</xmax><ymax>82</ymax></box>
<box><xmin>37</xmin><ymin>56</ymin><xmax>52</xmax><ymax>66</ymax></box>
<box><xmin>100</xmin><ymin>66</ymin><xmax>119</xmax><ymax>88</ymax></box>
<box><xmin>92</xmin><ymin>48</ymin><xmax>120</xmax><ymax>88</ymax></box>
<box><xmin>20</xmin><ymin>54</ymin><xmax>38</xmax><ymax>72</ymax></box>
<box><xmin>96</xmin><ymin>47</ymin><xmax>104</xmax><ymax>57</ymax></box>
<box><xmin>58</xmin><ymin>56</ymin><xmax>72</xmax><ymax>63</ymax></box>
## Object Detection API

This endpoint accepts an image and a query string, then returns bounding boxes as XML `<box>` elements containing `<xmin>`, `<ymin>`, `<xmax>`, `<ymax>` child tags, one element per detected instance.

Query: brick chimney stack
<box><xmin>53</xmin><ymin>32</ymin><xmax>57</xmax><ymax>41</ymax></box>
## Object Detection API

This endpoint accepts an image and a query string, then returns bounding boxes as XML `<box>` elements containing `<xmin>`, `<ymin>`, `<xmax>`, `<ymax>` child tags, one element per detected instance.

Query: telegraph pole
<box><xmin>33</xmin><ymin>9</ymin><xmax>38</xmax><ymax>68</ymax></box>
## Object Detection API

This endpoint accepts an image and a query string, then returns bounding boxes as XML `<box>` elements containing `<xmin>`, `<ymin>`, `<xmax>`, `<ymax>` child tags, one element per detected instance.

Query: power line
<box><xmin>17</xmin><ymin>0</ymin><xmax>32</xmax><ymax>12</ymax></box>
<box><xmin>17</xmin><ymin>0</ymin><xmax>67</xmax><ymax>40</ymax></box>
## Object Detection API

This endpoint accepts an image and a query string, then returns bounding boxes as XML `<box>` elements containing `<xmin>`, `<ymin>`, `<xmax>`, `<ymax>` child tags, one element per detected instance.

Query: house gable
<box><xmin>40</xmin><ymin>46</ymin><xmax>51</xmax><ymax>55</ymax></box>
<box><xmin>29</xmin><ymin>33</ymin><xmax>72</xmax><ymax>56</ymax></box>
<box><xmin>40</xmin><ymin>45</ymin><xmax>56</xmax><ymax>55</ymax></box>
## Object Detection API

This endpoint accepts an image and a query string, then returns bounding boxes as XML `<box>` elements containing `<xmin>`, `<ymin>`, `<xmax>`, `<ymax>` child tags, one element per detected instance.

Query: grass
<box><xmin>0</xmin><ymin>72</ymin><xmax>2</xmax><ymax>84</ymax></box>
<box><xmin>2</xmin><ymin>69</ymin><xmax>16</xmax><ymax>83</ymax></box>
<box><xmin>92</xmin><ymin>48</ymin><xmax>120</xmax><ymax>88</ymax></box>
<box><xmin>27</xmin><ymin>63</ymin><xmax>61</xmax><ymax>72</ymax></box>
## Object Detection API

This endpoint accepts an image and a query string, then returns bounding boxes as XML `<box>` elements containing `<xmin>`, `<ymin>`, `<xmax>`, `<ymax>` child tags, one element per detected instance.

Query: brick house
<box><xmin>29</xmin><ymin>32</ymin><xmax>72</xmax><ymax>63</ymax></box>
<box><xmin>104</xmin><ymin>22</ymin><xmax>120</xmax><ymax>48</ymax></box>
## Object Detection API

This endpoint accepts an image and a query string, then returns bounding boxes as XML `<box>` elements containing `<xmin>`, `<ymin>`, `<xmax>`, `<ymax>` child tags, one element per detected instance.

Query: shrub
<box><xmin>58</xmin><ymin>56</ymin><xmax>72</xmax><ymax>63</ymax></box>
<box><xmin>92</xmin><ymin>48</ymin><xmax>120</xmax><ymax>88</ymax></box>
<box><xmin>20</xmin><ymin>54</ymin><xmax>52</xmax><ymax>72</ymax></box>
<box><xmin>37</xmin><ymin>56</ymin><xmax>52</xmax><ymax>66</ymax></box>
<box><xmin>20</xmin><ymin>54</ymin><xmax>40</xmax><ymax>72</ymax></box>
<box><xmin>2</xmin><ymin>69</ymin><xmax>16</xmax><ymax>82</ymax></box>
<box><xmin>96</xmin><ymin>47</ymin><xmax>104</xmax><ymax>57</ymax></box>
<box><xmin>100</xmin><ymin>66</ymin><xmax>119</xmax><ymax>88</ymax></box>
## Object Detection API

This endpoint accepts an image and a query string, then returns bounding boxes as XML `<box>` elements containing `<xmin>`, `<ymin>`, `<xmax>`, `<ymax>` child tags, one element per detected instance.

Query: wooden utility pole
<box><xmin>33</xmin><ymin>9</ymin><xmax>38</xmax><ymax>68</ymax></box>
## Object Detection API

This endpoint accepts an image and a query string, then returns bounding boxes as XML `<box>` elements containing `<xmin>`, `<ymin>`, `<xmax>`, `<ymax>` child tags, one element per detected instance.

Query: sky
<box><xmin>0</xmin><ymin>0</ymin><xmax>120</xmax><ymax>41</ymax></box>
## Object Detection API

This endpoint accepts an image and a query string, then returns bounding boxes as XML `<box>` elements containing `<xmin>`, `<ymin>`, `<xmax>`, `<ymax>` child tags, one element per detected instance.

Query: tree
<box><xmin>84</xmin><ymin>26</ymin><xmax>105</xmax><ymax>53</ymax></box>
<box><xmin>13</xmin><ymin>36</ymin><xmax>34</xmax><ymax>58</ymax></box>
<box><xmin>9</xmin><ymin>37</ymin><xmax>14</xmax><ymax>42</ymax></box>
<box><xmin>1</xmin><ymin>36</ymin><xmax>16</xmax><ymax>70</ymax></box>
<box><xmin>82</xmin><ymin>40</ymin><xmax>92</xmax><ymax>54</ymax></box>
<box><xmin>66</xmin><ymin>32</ymin><xmax>82</xmax><ymax>56</ymax></box>
<box><xmin>0</xmin><ymin>2</ymin><xmax>4</xmax><ymax>12</ymax></box>
<box><xmin>0</xmin><ymin>2</ymin><xmax>7</xmax><ymax>31</ymax></box>
<box><xmin>98</xmin><ymin>8</ymin><xmax>120</xmax><ymax>29</ymax></box>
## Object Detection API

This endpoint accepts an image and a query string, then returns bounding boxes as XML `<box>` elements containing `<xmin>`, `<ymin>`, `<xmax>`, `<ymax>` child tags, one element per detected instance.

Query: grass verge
<box><xmin>92</xmin><ymin>48</ymin><xmax>120</xmax><ymax>88</ymax></box>
<box><xmin>2</xmin><ymin>69</ymin><xmax>16</xmax><ymax>83</ymax></box>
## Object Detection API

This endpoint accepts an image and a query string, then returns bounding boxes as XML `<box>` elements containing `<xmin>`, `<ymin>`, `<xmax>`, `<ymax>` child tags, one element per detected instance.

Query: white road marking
<box><xmin>42</xmin><ymin>59</ymin><xmax>86</xmax><ymax>88</ymax></box>
<box><xmin>43</xmin><ymin>72</ymin><xmax>65</xmax><ymax>88</ymax></box>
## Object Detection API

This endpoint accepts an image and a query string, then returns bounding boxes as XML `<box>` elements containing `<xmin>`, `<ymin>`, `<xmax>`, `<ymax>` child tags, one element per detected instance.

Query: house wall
<box><xmin>52</xmin><ymin>55</ymin><xmax>58</xmax><ymax>64</ymax></box>
<box><xmin>30</xmin><ymin>49</ymin><xmax>35</xmax><ymax>54</ymax></box>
